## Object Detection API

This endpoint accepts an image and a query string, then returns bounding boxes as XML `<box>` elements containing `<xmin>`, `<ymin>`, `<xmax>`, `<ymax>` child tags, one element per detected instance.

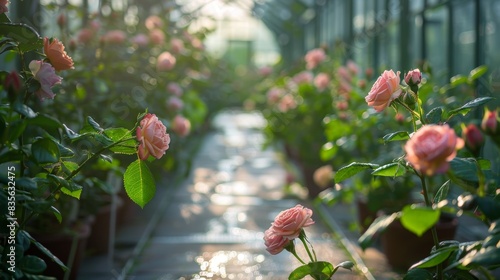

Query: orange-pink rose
<box><xmin>157</xmin><ymin>52</ymin><xmax>176</xmax><ymax>71</ymax></box>
<box><xmin>43</xmin><ymin>37</ymin><xmax>74</xmax><ymax>71</ymax></box>
<box><xmin>404</xmin><ymin>124</ymin><xmax>464</xmax><ymax>176</ymax></box>
<box><xmin>263</xmin><ymin>228</ymin><xmax>290</xmax><ymax>255</ymax></box>
<box><xmin>102</xmin><ymin>30</ymin><xmax>127</xmax><ymax>44</ymax></box>
<box><xmin>304</xmin><ymin>48</ymin><xmax>326</xmax><ymax>69</ymax></box>
<box><xmin>271</xmin><ymin>204</ymin><xmax>314</xmax><ymax>239</ymax></box>
<box><xmin>314</xmin><ymin>73</ymin><xmax>330</xmax><ymax>91</ymax></box>
<box><xmin>136</xmin><ymin>113</ymin><xmax>170</xmax><ymax>160</ymax></box>
<box><xmin>365</xmin><ymin>70</ymin><xmax>402</xmax><ymax>112</ymax></box>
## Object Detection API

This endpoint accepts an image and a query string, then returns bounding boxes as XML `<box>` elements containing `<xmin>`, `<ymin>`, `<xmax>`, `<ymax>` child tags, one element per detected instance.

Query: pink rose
<box><xmin>346</xmin><ymin>60</ymin><xmax>359</xmax><ymax>75</ymax></box>
<box><xmin>0</xmin><ymin>0</ymin><xmax>9</xmax><ymax>13</ymax></box>
<box><xmin>278</xmin><ymin>94</ymin><xmax>296</xmax><ymax>113</ymax></box>
<box><xmin>271</xmin><ymin>204</ymin><xmax>314</xmax><ymax>239</ymax></box>
<box><xmin>136</xmin><ymin>113</ymin><xmax>170</xmax><ymax>160</ymax></box>
<box><xmin>145</xmin><ymin>15</ymin><xmax>163</xmax><ymax>30</ymax></box>
<box><xmin>365</xmin><ymin>70</ymin><xmax>402</xmax><ymax>112</ymax></box>
<box><xmin>266</xmin><ymin>87</ymin><xmax>283</xmax><ymax>105</ymax></box>
<box><xmin>157</xmin><ymin>52</ymin><xmax>176</xmax><ymax>71</ymax></box>
<box><xmin>77</xmin><ymin>28</ymin><xmax>94</xmax><ymax>44</ymax></box>
<box><xmin>314</xmin><ymin>73</ymin><xmax>330</xmax><ymax>91</ymax></box>
<box><xmin>29</xmin><ymin>60</ymin><xmax>62</xmax><ymax>100</ymax></box>
<box><xmin>172</xmin><ymin>115</ymin><xmax>191</xmax><ymax>137</ymax></box>
<box><xmin>304</xmin><ymin>48</ymin><xmax>326</xmax><ymax>69</ymax></box>
<box><xmin>337</xmin><ymin>66</ymin><xmax>351</xmax><ymax>82</ymax></box>
<box><xmin>404</xmin><ymin>124</ymin><xmax>464</xmax><ymax>176</ymax></box>
<box><xmin>131</xmin><ymin>34</ymin><xmax>149</xmax><ymax>47</ymax></box>
<box><xmin>149</xmin><ymin>29</ymin><xmax>165</xmax><ymax>45</ymax></box>
<box><xmin>167</xmin><ymin>96</ymin><xmax>184</xmax><ymax>111</ymax></box>
<box><xmin>292</xmin><ymin>71</ymin><xmax>313</xmax><ymax>85</ymax></box>
<box><xmin>170</xmin><ymin>38</ymin><xmax>185</xmax><ymax>54</ymax></box>
<box><xmin>263</xmin><ymin>228</ymin><xmax>290</xmax><ymax>255</ymax></box>
<box><xmin>259</xmin><ymin>66</ymin><xmax>272</xmax><ymax>76</ymax></box>
<box><xmin>102</xmin><ymin>30</ymin><xmax>127</xmax><ymax>44</ymax></box>
<box><xmin>481</xmin><ymin>109</ymin><xmax>498</xmax><ymax>134</ymax></box>
<box><xmin>167</xmin><ymin>82</ymin><xmax>183</xmax><ymax>97</ymax></box>
<box><xmin>191</xmin><ymin>37</ymin><xmax>204</xmax><ymax>50</ymax></box>
<box><xmin>404</xmin><ymin>69</ymin><xmax>422</xmax><ymax>85</ymax></box>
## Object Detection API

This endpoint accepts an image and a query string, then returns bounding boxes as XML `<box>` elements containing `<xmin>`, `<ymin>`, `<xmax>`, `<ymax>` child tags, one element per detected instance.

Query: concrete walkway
<box><xmin>77</xmin><ymin>110</ymin><xmax>399</xmax><ymax>279</ymax></box>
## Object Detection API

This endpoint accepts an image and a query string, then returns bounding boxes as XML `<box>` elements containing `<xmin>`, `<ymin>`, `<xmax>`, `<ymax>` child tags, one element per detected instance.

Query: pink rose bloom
<box><xmin>29</xmin><ymin>60</ymin><xmax>62</xmax><ymax>100</ymax></box>
<box><xmin>167</xmin><ymin>96</ymin><xmax>184</xmax><ymax>111</ymax></box>
<box><xmin>278</xmin><ymin>94</ymin><xmax>296</xmax><ymax>113</ymax></box>
<box><xmin>145</xmin><ymin>15</ymin><xmax>163</xmax><ymax>30</ymax></box>
<box><xmin>170</xmin><ymin>38</ymin><xmax>185</xmax><ymax>54</ymax></box>
<box><xmin>346</xmin><ymin>60</ymin><xmax>359</xmax><ymax>75</ymax></box>
<box><xmin>149</xmin><ymin>29</ymin><xmax>165</xmax><ymax>45</ymax></box>
<box><xmin>339</xmin><ymin>81</ymin><xmax>352</xmax><ymax>95</ymax></box>
<box><xmin>337</xmin><ymin>66</ymin><xmax>351</xmax><ymax>82</ymax></box>
<box><xmin>77</xmin><ymin>28</ymin><xmax>94</xmax><ymax>44</ymax></box>
<box><xmin>0</xmin><ymin>0</ymin><xmax>9</xmax><ymax>13</ymax></box>
<box><xmin>259</xmin><ymin>66</ymin><xmax>273</xmax><ymax>77</ymax></box>
<box><xmin>336</xmin><ymin>100</ymin><xmax>348</xmax><ymax>111</ymax></box>
<box><xmin>167</xmin><ymin>82</ymin><xmax>183</xmax><ymax>97</ymax></box>
<box><xmin>365</xmin><ymin>70</ymin><xmax>402</xmax><ymax>112</ymax></box>
<box><xmin>263</xmin><ymin>228</ymin><xmax>290</xmax><ymax>255</ymax></box>
<box><xmin>405</xmin><ymin>68</ymin><xmax>422</xmax><ymax>85</ymax></box>
<box><xmin>292</xmin><ymin>71</ymin><xmax>313</xmax><ymax>85</ymax></box>
<box><xmin>89</xmin><ymin>19</ymin><xmax>101</xmax><ymax>31</ymax></box>
<box><xmin>365</xmin><ymin>67</ymin><xmax>374</xmax><ymax>79</ymax></box>
<box><xmin>172</xmin><ymin>115</ymin><xmax>191</xmax><ymax>137</ymax></box>
<box><xmin>191</xmin><ymin>37</ymin><xmax>204</xmax><ymax>50</ymax></box>
<box><xmin>481</xmin><ymin>109</ymin><xmax>498</xmax><ymax>134</ymax></box>
<box><xmin>266</xmin><ymin>87</ymin><xmax>283</xmax><ymax>105</ymax></box>
<box><xmin>304</xmin><ymin>48</ymin><xmax>326</xmax><ymax>69</ymax></box>
<box><xmin>103</xmin><ymin>30</ymin><xmax>127</xmax><ymax>44</ymax></box>
<box><xmin>136</xmin><ymin>113</ymin><xmax>170</xmax><ymax>160</ymax></box>
<box><xmin>271</xmin><ymin>204</ymin><xmax>314</xmax><ymax>239</ymax></box>
<box><xmin>404</xmin><ymin>125</ymin><xmax>464</xmax><ymax>176</ymax></box>
<box><xmin>131</xmin><ymin>34</ymin><xmax>149</xmax><ymax>47</ymax></box>
<box><xmin>314</xmin><ymin>73</ymin><xmax>330</xmax><ymax>91</ymax></box>
<box><xmin>157</xmin><ymin>52</ymin><xmax>176</xmax><ymax>71</ymax></box>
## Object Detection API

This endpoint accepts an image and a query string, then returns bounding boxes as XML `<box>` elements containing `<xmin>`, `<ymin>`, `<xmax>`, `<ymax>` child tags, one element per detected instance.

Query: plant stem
<box><xmin>419</xmin><ymin>174</ymin><xmax>442</xmax><ymax>279</ymax></box>
<box><xmin>299</xmin><ymin>231</ymin><xmax>316</xmax><ymax>263</ymax></box>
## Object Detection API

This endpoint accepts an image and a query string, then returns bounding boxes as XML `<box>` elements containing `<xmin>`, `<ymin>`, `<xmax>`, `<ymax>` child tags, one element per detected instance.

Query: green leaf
<box><xmin>425</xmin><ymin>107</ymin><xmax>443</xmax><ymax>124</ymax></box>
<box><xmin>462</xmin><ymin>246</ymin><xmax>500</xmax><ymax>267</ymax></box>
<box><xmin>448</xmin><ymin>157</ymin><xmax>479</xmax><ymax>186</ymax></box>
<box><xmin>104</xmin><ymin>127</ymin><xmax>137</xmax><ymax>155</ymax></box>
<box><xmin>0</xmin><ymin>115</ymin><xmax>6</xmax><ymax>141</ymax></box>
<box><xmin>18</xmin><ymin>255</ymin><xmax>47</xmax><ymax>274</ymax></box>
<box><xmin>334</xmin><ymin>162</ymin><xmax>379</xmax><ymax>183</ymax></box>
<box><xmin>433</xmin><ymin>180</ymin><xmax>450</xmax><ymax>204</ymax></box>
<box><xmin>0</xmin><ymin>22</ymin><xmax>43</xmax><ymax>52</ymax></box>
<box><xmin>371</xmin><ymin>162</ymin><xmax>406</xmax><ymax>177</ymax></box>
<box><xmin>447</xmin><ymin>97</ymin><xmax>494</xmax><ymax>118</ymax></box>
<box><xmin>468</xmin><ymin>65</ymin><xmax>488</xmax><ymax>81</ymax></box>
<box><xmin>124</xmin><ymin>159</ymin><xmax>156</xmax><ymax>208</ymax></box>
<box><xmin>475</xmin><ymin>197</ymin><xmax>500</xmax><ymax>220</ymax></box>
<box><xmin>359</xmin><ymin>213</ymin><xmax>399</xmax><ymax>250</ymax></box>
<box><xmin>5</xmin><ymin>119</ymin><xmax>27</xmax><ymax>144</ymax></box>
<box><xmin>320</xmin><ymin>142</ymin><xmax>337</xmax><ymax>161</ymax></box>
<box><xmin>20</xmin><ymin>230</ymin><xmax>68</xmax><ymax>271</ymax></box>
<box><xmin>62</xmin><ymin>161</ymin><xmax>79</xmax><ymax>172</ymax></box>
<box><xmin>60</xmin><ymin>181</ymin><xmax>83</xmax><ymax>199</ymax></box>
<box><xmin>13</xmin><ymin>102</ymin><xmax>37</xmax><ymax>118</ymax></box>
<box><xmin>289</xmin><ymin>261</ymin><xmax>334</xmax><ymax>280</ymax></box>
<box><xmin>87</xmin><ymin>116</ymin><xmax>104</xmax><ymax>132</ymax></box>
<box><xmin>49</xmin><ymin>206</ymin><xmax>62</xmax><ymax>223</ymax></box>
<box><xmin>31</xmin><ymin>138</ymin><xmax>60</xmax><ymax>164</ymax></box>
<box><xmin>400</xmin><ymin>206</ymin><xmax>440</xmax><ymax>237</ymax></box>
<box><xmin>404</xmin><ymin>268</ymin><xmax>433</xmax><ymax>280</ymax></box>
<box><xmin>410</xmin><ymin>245</ymin><xmax>457</xmax><ymax>269</ymax></box>
<box><xmin>382</xmin><ymin>131</ymin><xmax>410</xmax><ymax>143</ymax></box>
<box><xmin>15</xmin><ymin>177</ymin><xmax>37</xmax><ymax>191</ymax></box>
<box><xmin>335</xmin><ymin>261</ymin><xmax>354</xmax><ymax>271</ymax></box>
<box><xmin>449</xmin><ymin>75</ymin><xmax>468</xmax><ymax>88</ymax></box>
<box><xmin>27</xmin><ymin>114</ymin><xmax>62</xmax><ymax>130</ymax></box>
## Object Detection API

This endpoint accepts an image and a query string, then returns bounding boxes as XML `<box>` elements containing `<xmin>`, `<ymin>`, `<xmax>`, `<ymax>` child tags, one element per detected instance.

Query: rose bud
<box><xmin>462</xmin><ymin>124</ymin><xmax>484</xmax><ymax>155</ymax></box>
<box><xmin>404</xmin><ymin>69</ymin><xmax>422</xmax><ymax>86</ymax></box>
<box><xmin>481</xmin><ymin>108</ymin><xmax>498</xmax><ymax>135</ymax></box>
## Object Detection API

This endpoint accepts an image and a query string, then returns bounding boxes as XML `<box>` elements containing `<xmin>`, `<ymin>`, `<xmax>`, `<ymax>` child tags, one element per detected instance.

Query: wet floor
<box><xmin>78</xmin><ymin>110</ymin><xmax>395</xmax><ymax>280</ymax></box>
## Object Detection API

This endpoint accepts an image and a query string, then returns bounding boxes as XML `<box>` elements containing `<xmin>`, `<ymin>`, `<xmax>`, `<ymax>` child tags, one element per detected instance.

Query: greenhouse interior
<box><xmin>1</xmin><ymin>0</ymin><xmax>500</xmax><ymax>279</ymax></box>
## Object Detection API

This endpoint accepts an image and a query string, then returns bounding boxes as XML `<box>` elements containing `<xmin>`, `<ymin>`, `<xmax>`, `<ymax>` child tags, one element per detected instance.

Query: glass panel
<box><xmin>425</xmin><ymin>6</ymin><xmax>449</xmax><ymax>82</ymax></box>
<box><xmin>452</xmin><ymin>1</ymin><xmax>475</xmax><ymax>76</ymax></box>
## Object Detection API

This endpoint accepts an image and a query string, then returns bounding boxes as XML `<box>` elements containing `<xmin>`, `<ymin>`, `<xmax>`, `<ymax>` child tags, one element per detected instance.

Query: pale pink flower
<box><xmin>271</xmin><ymin>205</ymin><xmax>314</xmax><ymax>239</ymax></box>
<box><xmin>404</xmin><ymin>69</ymin><xmax>422</xmax><ymax>85</ymax></box>
<box><xmin>292</xmin><ymin>71</ymin><xmax>313</xmax><ymax>85</ymax></box>
<box><xmin>77</xmin><ymin>28</ymin><xmax>94</xmax><ymax>44</ymax></box>
<box><xmin>167</xmin><ymin>96</ymin><xmax>184</xmax><ymax>111</ymax></box>
<box><xmin>89</xmin><ymin>19</ymin><xmax>101</xmax><ymax>31</ymax></box>
<box><xmin>346</xmin><ymin>60</ymin><xmax>359</xmax><ymax>75</ymax></box>
<box><xmin>157</xmin><ymin>52</ymin><xmax>176</xmax><ymax>71</ymax></box>
<box><xmin>314</xmin><ymin>73</ymin><xmax>330</xmax><ymax>91</ymax></box>
<box><xmin>149</xmin><ymin>29</ymin><xmax>165</xmax><ymax>45</ymax></box>
<box><xmin>170</xmin><ymin>38</ymin><xmax>185</xmax><ymax>54</ymax></box>
<box><xmin>278</xmin><ymin>94</ymin><xmax>296</xmax><ymax>112</ymax></box>
<box><xmin>263</xmin><ymin>228</ymin><xmax>290</xmax><ymax>255</ymax></box>
<box><xmin>404</xmin><ymin>124</ymin><xmax>464</xmax><ymax>176</ymax></box>
<box><xmin>29</xmin><ymin>60</ymin><xmax>62</xmax><ymax>100</ymax></box>
<box><xmin>131</xmin><ymin>34</ymin><xmax>149</xmax><ymax>47</ymax></box>
<box><xmin>266</xmin><ymin>87</ymin><xmax>283</xmax><ymax>105</ymax></box>
<box><xmin>336</xmin><ymin>101</ymin><xmax>348</xmax><ymax>111</ymax></box>
<box><xmin>145</xmin><ymin>15</ymin><xmax>163</xmax><ymax>30</ymax></box>
<box><xmin>172</xmin><ymin>115</ymin><xmax>191</xmax><ymax>137</ymax></box>
<box><xmin>304</xmin><ymin>48</ymin><xmax>326</xmax><ymax>69</ymax></box>
<box><xmin>102</xmin><ymin>30</ymin><xmax>127</xmax><ymax>44</ymax></box>
<box><xmin>191</xmin><ymin>37</ymin><xmax>204</xmax><ymax>50</ymax></box>
<box><xmin>337</xmin><ymin>66</ymin><xmax>351</xmax><ymax>82</ymax></box>
<box><xmin>259</xmin><ymin>66</ymin><xmax>273</xmax><ymax>76</ymax></box>
<box><xmin>167</xmin><ymin>82</ymin><xmax>183</xmax><ymax>97</ymax></box>
<box><xmin>365</xmin><ymin>70</ymin><xmax>402</xmax><ymax>112</ymax></box>
<box><xmin>136</xmin><ymin>113</ymin><xmax>170</xmax><ymax>160</ymax></box>
<box><xmin>0</xmin><ymin>0</ymin><xmax>9</xmax><ymax>13</ymax></box>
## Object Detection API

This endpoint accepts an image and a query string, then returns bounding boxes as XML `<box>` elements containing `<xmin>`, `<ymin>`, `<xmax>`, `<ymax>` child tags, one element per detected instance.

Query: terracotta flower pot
<box><xmin>380</xmin><ymin>215</ymin><xmax>458</xmax><ymax>271</ymax></box>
